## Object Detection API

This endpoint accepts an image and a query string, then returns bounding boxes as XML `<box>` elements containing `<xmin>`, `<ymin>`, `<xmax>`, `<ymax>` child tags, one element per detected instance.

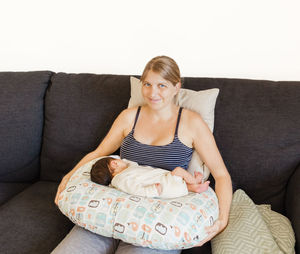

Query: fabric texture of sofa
<box><xmin>0</xmin><ymin>71</ymin><xmax>299</xmax><ymax>254</ymax></box>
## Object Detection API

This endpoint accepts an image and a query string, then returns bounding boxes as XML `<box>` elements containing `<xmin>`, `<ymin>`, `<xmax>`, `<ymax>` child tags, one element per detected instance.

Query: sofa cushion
<box><xmin>0</xmin><ymin>181</ymin><xmax>73</xmax><ymax>254</ymax></box>
<box><xmin>211</xmin><ymin>189</ymin><xmax>295</xmax><ymax>254</ymax></box>
<box><xmin>182</xmin><ymin>78</ymin><xmax>300</xmax><ymax>214</ymax></box>
<box><xmin>40</xmin><ymin>73</ymin><xmax>131</xmax><ymax>181</ymax></box>
<box><xmin>0</xmin><ymin>182</ymin><xmax>31</xmax><ymax>206</ymax></box>
<box><xmin>286</xmin><ymin>164</ymin><xmax>300</xmax><ymax>253</ymax></box>
<box><xmin>0</xmin><ymin>71</ymin><xmax>52</xmax><ymax>182</ymax></box>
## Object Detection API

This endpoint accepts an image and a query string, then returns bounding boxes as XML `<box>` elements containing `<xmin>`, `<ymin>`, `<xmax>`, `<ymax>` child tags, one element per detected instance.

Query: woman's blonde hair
<box><xmin>140</xmin><ymin>56</ymin><xmax>181</xmax><ymax>86</ymax></box>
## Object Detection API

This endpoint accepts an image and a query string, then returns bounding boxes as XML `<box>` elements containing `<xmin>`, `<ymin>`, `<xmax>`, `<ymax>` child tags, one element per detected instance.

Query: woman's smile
<box><xmin>148</xmin><ymin>97</ymin><xmax>162</xmax><ymax>103</ymax></box>
<box><xmin>141</xmin><ymin>70</ymin><xmax>180</xmax><ymax>109</ymax></box>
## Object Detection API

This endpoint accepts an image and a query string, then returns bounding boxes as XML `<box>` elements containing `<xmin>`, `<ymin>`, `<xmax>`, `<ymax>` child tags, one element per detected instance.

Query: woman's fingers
<box><xmin>54</xmin><ymin>176</ymin><xmax>69</xmax><ymax>205</ymax></box>
<box><xmin>205</xmin><ymin>220</ymin><xmax>220</xmax><ymax>235</ymax></box>
<box><xmin>54</xmin><ymin>191</ymin><xmax>59</xmax><ymax>205</ymax></box>
<box><xmin>194</xmin><ymin>231</ymin><xmax>216</xmax><ymax>247</ymax></box>
<box><xmin>54</xmin><ymin>184</ymin><xmax>63</xmax><ymax>205</ymax></box>
<box><xmin>194</xmin><ymin>220</ymin><xmax>222</xmax><ymax>247</ymax></box>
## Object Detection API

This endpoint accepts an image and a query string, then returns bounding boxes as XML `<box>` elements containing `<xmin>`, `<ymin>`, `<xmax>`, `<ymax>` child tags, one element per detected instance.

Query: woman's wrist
<box><xmin>218</xmin><ymin>217</ymin><xmax>229</xmax><ymax>232</ymax></box>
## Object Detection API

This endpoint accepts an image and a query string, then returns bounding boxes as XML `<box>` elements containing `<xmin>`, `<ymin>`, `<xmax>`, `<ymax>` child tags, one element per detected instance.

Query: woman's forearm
<box><xmin>215</xmin><ymin>174</ymin><xmax>232</xmax><ymax>227</ymax></box>
<box><xmin>55</xmin><ymin>150</ymin><xmax>106</xmax><ymax>205</ymax></box>
<box><xmin>66</xmin><ymin>151</ymin><xmax>103</xmax><ymax>178</ymax></box>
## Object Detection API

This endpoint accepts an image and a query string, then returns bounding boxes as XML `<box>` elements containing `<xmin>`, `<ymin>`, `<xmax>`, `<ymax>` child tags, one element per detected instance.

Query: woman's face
<box><xmin>142</xmin><ymin>70</ymin><xmax>180</xmax><ymax>110</ymax></box>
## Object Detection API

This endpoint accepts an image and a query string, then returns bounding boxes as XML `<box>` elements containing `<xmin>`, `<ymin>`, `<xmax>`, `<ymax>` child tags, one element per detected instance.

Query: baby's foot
<box><xmin>155</xmin><ymin>183</ymin><xmax>162</xmax><ymax>195</ymax></box>
<box><xmin>194</xmin><ymin>172</ymin><xmax>204</xmax><ymax>184</ymax></box>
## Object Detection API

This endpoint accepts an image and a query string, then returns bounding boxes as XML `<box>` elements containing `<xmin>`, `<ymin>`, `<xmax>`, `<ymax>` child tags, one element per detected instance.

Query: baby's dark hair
<box><xmin>90</xmin><ymin>157</ymin><xmax>114</xmax><ymax>185</ymax></box>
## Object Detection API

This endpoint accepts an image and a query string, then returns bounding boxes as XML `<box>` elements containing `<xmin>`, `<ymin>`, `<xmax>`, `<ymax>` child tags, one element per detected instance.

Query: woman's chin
<box><xmin>147</xmin><ymin>101</ymin><xmax>163</xmax><ymax>109</ymax></box>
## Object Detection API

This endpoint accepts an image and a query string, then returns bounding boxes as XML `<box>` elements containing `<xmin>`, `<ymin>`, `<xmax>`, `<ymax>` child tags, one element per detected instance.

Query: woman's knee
<box><xmin>51</xmin><ymin>226</ymin><xmax>119</xmax><ymax>254</ymax></box>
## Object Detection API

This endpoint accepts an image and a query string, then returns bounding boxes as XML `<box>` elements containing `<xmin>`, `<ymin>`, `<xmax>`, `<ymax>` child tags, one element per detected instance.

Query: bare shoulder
<box><xmin>182</xmin><ymin>108</ymin><xmax>212</xmax><ymax>136</ymax></box>
<box><xmin>182</xmin><ymin>108</ymin><xmax>206</xmax><ymax>127</ymax></box>
<box><xmin>177</xmin><ymin>109</ymin><xmax>208</xmax><ymax>147</ymax></box>
<box><xmin>119</xmin><ymin>107</ymin><xmax>138</xmax><ymax>121</ymax></box>
<box><xmin>117</xmin><ymin>107</ymin><xmax>139</xmax><ymax>133</ymax></box>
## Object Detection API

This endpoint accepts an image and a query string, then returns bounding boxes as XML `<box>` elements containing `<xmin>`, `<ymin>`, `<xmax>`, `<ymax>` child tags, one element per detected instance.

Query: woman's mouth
<box><xmin>148</xmin><ymin>98</ymin><xmax>161</xmax><ymax>103</ymax></box>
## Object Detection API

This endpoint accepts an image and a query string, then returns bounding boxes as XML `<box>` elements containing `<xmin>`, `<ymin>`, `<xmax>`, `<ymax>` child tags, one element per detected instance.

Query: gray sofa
<box><xmin>0</xmin><ymin>71</ymin><xmax>299</xmax><ymax>254</ymax></box>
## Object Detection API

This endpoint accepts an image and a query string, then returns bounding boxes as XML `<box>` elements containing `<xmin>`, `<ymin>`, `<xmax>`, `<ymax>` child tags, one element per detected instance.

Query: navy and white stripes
<box><xmin>120</xmin><ymin>107</ymin><xmax>193</xmax><ymax>171</ymax></box>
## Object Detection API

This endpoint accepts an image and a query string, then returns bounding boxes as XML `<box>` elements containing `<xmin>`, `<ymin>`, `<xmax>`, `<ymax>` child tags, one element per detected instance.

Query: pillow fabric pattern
<box><xmin>211</xmin><ymin>189</ymin><xmax>295</xmax><ymax>254</ymax></box>
<box><xmin>257</xmin><ymin>205</ymin><xmax>296</xmax><ymax>254</ymax></box>
<box><xmin>58</xmin><ymin>157</ymin><xmax>219</xmax><ymax>250</ymax></box>
<box><xmin>128</xmin><ymin>76</ymin><xmax>220</xmax><ymax>181</ymax></box>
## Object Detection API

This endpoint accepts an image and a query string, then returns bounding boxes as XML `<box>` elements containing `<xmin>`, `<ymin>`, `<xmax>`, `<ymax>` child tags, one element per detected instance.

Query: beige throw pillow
<box><xmin>257</xmin><ymin>205</ymin><xmax>296</xmax><ymax>254</ymax></box>
<box><xmin>211</xmin><ymin>189</ymin><xmax>295</xmax><ymax>254</ymax></box>
<box><xmin>128</xmin><ymin>76</ymin><xmax>220</xmax><ymax>181</ymax></box>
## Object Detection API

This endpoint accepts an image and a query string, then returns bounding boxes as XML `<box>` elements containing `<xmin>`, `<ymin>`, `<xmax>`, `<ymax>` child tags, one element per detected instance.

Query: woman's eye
<box><xmin>144</xmin><ymin>83</ymin><xmax>151</xmax><ymax>87</ymax></box>
<box><xmin>159</xmin><ymin>84</ymin><xmax>166</xmax><ymax>88</ymax></box>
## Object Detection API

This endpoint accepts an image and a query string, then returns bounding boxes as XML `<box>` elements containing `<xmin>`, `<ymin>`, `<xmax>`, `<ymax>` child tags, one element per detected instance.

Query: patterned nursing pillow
<box><xmin>57</xmin><ymin>157</ymin><xmax>219</xmax><ymax>250</ymax></box>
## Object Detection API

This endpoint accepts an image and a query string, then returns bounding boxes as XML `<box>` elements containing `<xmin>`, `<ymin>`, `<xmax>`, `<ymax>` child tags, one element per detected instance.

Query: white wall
<box><xmin>0</xmin><ymin>0</ymin><xmax>299</xmax><ymax>81</ymax></box>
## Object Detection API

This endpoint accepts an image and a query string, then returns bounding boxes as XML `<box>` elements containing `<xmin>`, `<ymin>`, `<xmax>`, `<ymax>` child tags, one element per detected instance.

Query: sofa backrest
<box><xmin>183</xmin><ymin>77</ymin><xmax>300</xmax><ymax>213</ymax></box>
<box><xmin>40</xmin><ymin>73</ymin><xmax>300</xmax><ymax>214</ymax></box>
<box><xmin>0</xmin><ymin>71</ymin><xmax>52</xmax><ymax>182</ymax></box>
<box><xmin>40</xmin><ymin>73</ymin><xmax>130</xmax><ymax>181</ymax></box>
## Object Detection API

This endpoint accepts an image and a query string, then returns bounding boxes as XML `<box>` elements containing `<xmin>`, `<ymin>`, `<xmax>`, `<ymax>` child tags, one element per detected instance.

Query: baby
<box><xmin>90</xmin><ymin>157</ymin><xmax>210</xmax><ymax>198</ymax></box>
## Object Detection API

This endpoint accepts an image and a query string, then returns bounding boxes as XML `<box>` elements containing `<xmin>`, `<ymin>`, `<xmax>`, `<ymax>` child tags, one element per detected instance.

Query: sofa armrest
<box><xmin>285</xmin><ymin>164</ymin><xmax>300</xmax><ymax>253</ymax></box>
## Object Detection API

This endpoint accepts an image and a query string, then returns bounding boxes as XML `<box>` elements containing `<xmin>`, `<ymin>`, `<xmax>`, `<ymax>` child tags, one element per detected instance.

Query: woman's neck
<box><xmin>143</xmin><ymin>104</ymin><xmax>179</xmax><ymax>122</ymax></box>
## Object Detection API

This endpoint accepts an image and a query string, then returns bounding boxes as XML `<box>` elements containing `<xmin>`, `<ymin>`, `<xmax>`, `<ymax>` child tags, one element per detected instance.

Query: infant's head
<box><xmin>90</xmin><ymin>157</ymin><xmax>128</xmax><ymax>185</ymax></box>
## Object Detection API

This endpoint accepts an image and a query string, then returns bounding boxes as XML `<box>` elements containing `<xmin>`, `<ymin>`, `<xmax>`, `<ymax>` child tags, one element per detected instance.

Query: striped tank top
<box><xmin>120</xmin><ymin>106</ymin><xmax>193</xmax><ymax>171</ymax></box>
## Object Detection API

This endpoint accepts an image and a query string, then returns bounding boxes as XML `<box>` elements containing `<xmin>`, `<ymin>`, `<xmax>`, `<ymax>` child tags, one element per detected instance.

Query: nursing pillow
<box><xmin>57</xmin><ymin>156</ymin><xmax>219</xmax><ymax>250</ymax></box>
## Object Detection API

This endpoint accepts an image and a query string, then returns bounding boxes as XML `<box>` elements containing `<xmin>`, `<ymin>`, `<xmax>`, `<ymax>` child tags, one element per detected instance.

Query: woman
<box><xmin>53</xmin><ymin>56</ymin><xmax>232</xmax><ymax>254</ymax></box>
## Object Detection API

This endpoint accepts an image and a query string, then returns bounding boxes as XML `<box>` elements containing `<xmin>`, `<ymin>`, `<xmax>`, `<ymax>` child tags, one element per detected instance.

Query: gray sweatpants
<box><xmin>51</xmin><ymin>225</ymin><xmax>182</xmax><ymax>254</ymax></box>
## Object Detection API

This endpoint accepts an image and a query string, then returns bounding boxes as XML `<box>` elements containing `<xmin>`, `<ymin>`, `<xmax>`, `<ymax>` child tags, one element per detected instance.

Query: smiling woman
<box><xmin>141</xmin><ymin>56</ymin><xmax>181</xmax><ymax>108</ymax></box>
<box><xmin>53</xmin><ymin>55</ymin><xmax>232</xmax><ymax>254</ymax></box>
<box><xmin>141</xmin><ymin>70</ymin><xmax>180</xmax><ymax>110</ymax></box>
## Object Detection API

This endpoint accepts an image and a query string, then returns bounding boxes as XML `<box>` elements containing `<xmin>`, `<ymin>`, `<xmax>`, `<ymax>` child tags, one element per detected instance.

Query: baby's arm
<box><xmin>171</xmin><ymin>167</ymin><xmax>203</xmax><ymax>185</ymax></box>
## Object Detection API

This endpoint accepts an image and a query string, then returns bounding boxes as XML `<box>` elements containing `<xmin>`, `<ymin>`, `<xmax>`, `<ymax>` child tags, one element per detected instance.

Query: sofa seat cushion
<box><xmin>0</xmin><ymin>182</ymin><xmax>31</xmax><ymax>206</ymax></box>
<box><xmin>0</xmin><ymin>181</ymin><xmax>73</xmax><ymax>254</ymax></box>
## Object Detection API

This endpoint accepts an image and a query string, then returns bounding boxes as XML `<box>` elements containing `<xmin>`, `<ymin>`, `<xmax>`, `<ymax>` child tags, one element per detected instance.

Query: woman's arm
<box><xmin>189</xmin><ymin>112</ymin><xmax>232</xmax><ymax>239</ymax></box>
<box><xmin>54</xmin><ymin>108</ymin><xmax>136</xmax><ymax>205</ymax></box>
<box><xmin>172</xmin><ymin>166</ymin><xmax>202</xmax><ymax>185</ymax></box>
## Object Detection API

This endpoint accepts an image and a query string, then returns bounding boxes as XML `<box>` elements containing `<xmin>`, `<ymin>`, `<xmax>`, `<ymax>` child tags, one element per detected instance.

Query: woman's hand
<box><xmin>194</xmin><ymin>219</ymin><xmax>227</xmax><ymax>247</ymax></box>
<box><xmin>54</xmin><ymin>174</ymin><xmax>71</xmax><ymax>205</ymax></box>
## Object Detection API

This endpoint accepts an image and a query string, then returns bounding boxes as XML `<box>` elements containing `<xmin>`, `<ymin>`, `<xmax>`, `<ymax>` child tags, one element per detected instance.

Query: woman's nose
<box><xmin>149</xmin><ymin>85</ymin><xmax>158</xmax><ymax>96</ymax></box>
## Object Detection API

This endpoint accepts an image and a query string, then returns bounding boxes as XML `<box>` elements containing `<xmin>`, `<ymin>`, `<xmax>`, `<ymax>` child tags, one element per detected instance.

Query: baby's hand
<box><xmin>155</xmin><ymin>183</ymin><xmax>162</xmax><ymax>195</ymax></box>
<box><xmin>194</xmin><ymin>172</ymin><xmax>204</xmax><ymax>184</ymax></box>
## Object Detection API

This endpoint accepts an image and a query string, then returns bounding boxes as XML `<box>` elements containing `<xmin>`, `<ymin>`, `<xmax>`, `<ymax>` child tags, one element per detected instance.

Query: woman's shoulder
<box><xmin>182</xmin><ymin>108</ymin><xmax>204</xmax><ymax>122</ymax></box>
<box><xmin>116</xmin><ymin>107</ymin><xmax>139</xmax><ymax>130</ymax></box>
<box><xmin>118</xmin><ymin>107</ymin><xmax>138</xmax><ymax>120</ymax></box>
<box><xmin>181</xmin><ymin>108</ymin><xmax>208</xmax><ymax>131</ymax></box>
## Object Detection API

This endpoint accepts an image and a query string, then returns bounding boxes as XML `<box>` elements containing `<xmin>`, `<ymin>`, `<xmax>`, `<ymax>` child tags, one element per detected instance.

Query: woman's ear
<box><xmin>175</xmin><ymin>82</ymin><xmax>181</xmax><ymax>94</ymax></box>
